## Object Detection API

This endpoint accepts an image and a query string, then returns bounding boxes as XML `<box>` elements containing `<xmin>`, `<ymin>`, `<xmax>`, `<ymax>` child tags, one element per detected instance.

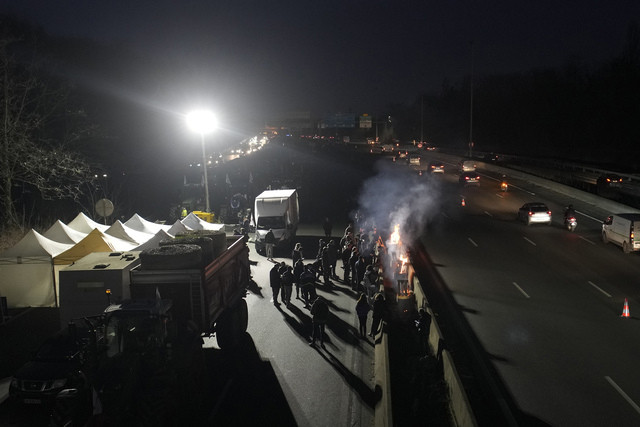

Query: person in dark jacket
<box><xmin>355</xmin><ymin>293</ymin><xmax>370</xmax><ymax>338</ymax></box>
<box><xmin>299</xmin><ymin>265</ymin><xmax>317</xmax><ymax>308</ymax></box>
<box><xmin>292</xmin><ymin>242</ymin><xmax>303</xmax><ymax>267</ymax></box>
<box><xmin>310</xmin><ymin>297</ymin><xmax>329</xmax><ymax>347</ymax></box>
<box><xmin>326</xmin><ymin>239</ymin><xmax>339</xmax><ymax>279</ymax></box>
<box><xmin>265</xmin><ymin>228</ymin><xmax>276</xmax><ymax>260</ymax></box>
<box><xmin>348</xmin><ymin>247</ymin><xmax>359</xmax><ymax>290</ymax></box>
<box><xmin>293</xmin><ymin>258</ymin><xmax>304</xmax><ymax>299</ymax></box>
<box><xmin>369</xmin><ymin>293</ymin><xmax>385</xmax><ymax>337</ymax></box>
<box><xmin>354</xmin><ymin>255</ymin><xmax>367</xmax><ymax>292</ymax></box>
<box><xmin>280</xmin><ymin>265</ymin><xmax>294</xmax><ymax>306</ymax></box>
<box><xmin>269</xmin><ymin>263</ymin><xmax>282</xmax><ymax>305</ymax></box>
<box><xmin>322</xmin><ymin>217</ymin><xmax>332</xmax><ymax>238</ymax></box>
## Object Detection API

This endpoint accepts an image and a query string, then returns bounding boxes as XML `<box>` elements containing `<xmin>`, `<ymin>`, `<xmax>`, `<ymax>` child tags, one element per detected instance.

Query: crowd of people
<box><xmin>267</xmin><ymin>218</ymin><xmax>388</xmax><ymax>346</ymax></box>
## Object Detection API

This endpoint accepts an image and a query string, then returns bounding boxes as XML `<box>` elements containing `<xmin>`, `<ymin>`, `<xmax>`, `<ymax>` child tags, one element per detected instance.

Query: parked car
<box><xmin>428</xmin><ymin>161</ymin><xmax>445</xmax><ymax>173</ymax></box>
<box><xmin>9</xmin><ymin>329</ymin><xmax>92</xmax><ymax>408</ymax></box>
<box><xmin>459</xmin><ymin>171</ymin><xmax>480</xmax><ymax>186</ymax></box>
<box><xmin>518</xmin><ymin>202</ymin><xmax>552</xmax><ymax>225</ymax></box>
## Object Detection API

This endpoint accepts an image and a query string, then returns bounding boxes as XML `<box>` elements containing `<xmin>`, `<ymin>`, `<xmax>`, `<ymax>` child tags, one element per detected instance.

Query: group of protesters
<box><xmin>267</xmin><ymin>218</ymin><xmax>388</xmax><ymax>344</ymax></box>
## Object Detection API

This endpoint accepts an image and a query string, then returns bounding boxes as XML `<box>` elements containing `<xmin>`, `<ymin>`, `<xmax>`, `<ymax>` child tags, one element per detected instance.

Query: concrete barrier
<box><xmin>413</xmin><ymin>275</ymin><xmax>478</xmax><ymax>426</ymax></box>
<box><xmin>374</xmin><ymin>322</ymin><xmax>393</xmax><ymax>427</ymax></box>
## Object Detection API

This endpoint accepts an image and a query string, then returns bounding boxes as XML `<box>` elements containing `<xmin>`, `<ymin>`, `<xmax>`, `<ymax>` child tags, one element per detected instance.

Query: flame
<box><xmin>390</xmin><ymin>224</ymin><xmax>401</xmax><ymax>245</ymax></box>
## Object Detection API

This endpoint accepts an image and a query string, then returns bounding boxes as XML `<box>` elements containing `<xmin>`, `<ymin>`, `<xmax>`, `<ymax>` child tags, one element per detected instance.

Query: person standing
<box><xmin>292</xmin><ymin>242</ymin><xmax>303</xmax><ymax>267</ymax></box>
<box><xmin>310</xmin><ymin>296</ymin><xmax>329</xmax><ymax>347</ymax></box>
<box><xmin>321</xmin><ymin>246</ymin><xmax>331</xmax><ymax>285</ymax></box>
<box><xmin>323</xmin><ymin>217</ymin><xmax>332</xmax><ymax>238</ymax></box>
<box><xmin>369</xmin><ymin>293</ymin><xmax>385</xmax><ymax>337</ymax></box>
<box><xmin>269</xmin><ymin>263</ymin><xmax>282</xmax><ymax>305</ymax></box>
<box><xmin>299</xmin><ymin>265</ymin><xmax>317</xmax><ymax>308</ymax></box>
<box><xmin>355</xmin><ymin>293</ymin><xmax>370</xmax><ymax>338</ymax></box>
<box><xmin>293</xmin><ymin>258</ymin><xmax>304</xmax><ymax>299</ymax></box>
<box><xmin>326</xmin><ymin>239</ymin><xmax>339</xmax><ymax>279</ymax></box>
<box><xmin>348</xmin><ymin>247</ymin><xmax>359</xmax><ymax>290</ymax></box>
<box><xmin>265</xmin><ymin>228</ymin><xmax>276</xmax><ymax>260</ymax></box>
<box><xmin>280</xmin><ymin>265</ymin><xmax>294</xmax><ymax>306</ymax></box>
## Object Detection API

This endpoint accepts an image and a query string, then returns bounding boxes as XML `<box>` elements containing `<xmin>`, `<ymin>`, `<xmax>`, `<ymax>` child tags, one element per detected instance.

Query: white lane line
<box><xmin>578</xmin><ymin>210</ymin><xmax>605</xmax><ymax>224</ymax></box>
<box><xmin>579</xmin><ymin>235</ymin><xmax>596</xmax><ymax>245</ymax></box>
<box><xmin>588</xmin><ymin>281</ymin><xmax>612</xmax><ymax>298</ymax></box>
<box><xmin>605</xmin><ymin>376</ymin><xmax>640</xmax><ymax>415</ymax></box>
<box><xmin>468</xmin><ymin>238</ymin><xmax>478</xmax><ymax>247</ymax></box>
<box><xmin>495</xmin><ymin>193</ymin><xmax>504</xmax><ymax>199</ymax></box>
<box><xmin>484</xmin><ymin>211</ymin><xmax>493</xmax><ymax>217</ymax></box>
<box><xmin>512</xmin><ymin>282</ymin><xmax>530</xmax><ymax>299</ymax></box>
<box><xmin>523</xmin><ymin>236</ymin><xmax>537</xmax><ymax>246</ymax></box>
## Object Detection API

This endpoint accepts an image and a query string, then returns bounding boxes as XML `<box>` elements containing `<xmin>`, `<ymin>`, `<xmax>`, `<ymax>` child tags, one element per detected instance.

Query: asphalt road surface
<box><xmin>418</xmin><ymin>155</ymin><xmax>640</xmax><ymax>426</ymax></box>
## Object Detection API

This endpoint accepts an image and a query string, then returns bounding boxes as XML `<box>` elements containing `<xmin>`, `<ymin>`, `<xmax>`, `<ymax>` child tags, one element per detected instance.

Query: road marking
<box><xmin>588</xmin><ymin>281</ymin><xmax>612</xmax><ymax>298</ymax></box>
<box><xmin>484</xmin><ymin>211</ymin><xmax>493</xmax><ymax>217</ymax></box>
<box><xmin>495</xmin><ymin>193</ymin><xmax>505</xmax><ymax>198</ymax></box>
<box><xmin>605</xmin><ymin>376</ymin><xmax>640</xmax><ymax>415</ymax></box>
<box><xmin>512</xmin><ymin>282</ymin><xmax>530</xmax><ymax>298</ymax></box>
<box><xmin>523</xmin><ymin>236</ymin><xmax>537</xmax><ymax>246</ymax></box>
<box><xmin>468</xmin><ymin>238</ymin><xmax>478</xmax><ymax>247</ymax></box>
<box><xmin>578</xmin><ymin>210</ymin><xmax>604</xmax><ymax>224</ymax></box>
<box><xmin>579</xmin><ymin>235</ymin><xmax>596</xmax><ymax>245</ymax></box>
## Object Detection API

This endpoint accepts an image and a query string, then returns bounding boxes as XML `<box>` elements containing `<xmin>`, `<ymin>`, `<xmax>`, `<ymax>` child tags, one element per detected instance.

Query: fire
<box><xmin>390</xmin><ymin>224</ymin><xmax>401</xmax><ymax>245</ymax></box>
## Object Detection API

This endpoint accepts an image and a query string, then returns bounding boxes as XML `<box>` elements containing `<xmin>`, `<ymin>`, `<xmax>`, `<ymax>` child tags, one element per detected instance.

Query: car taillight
<box><xmin>548</xmin><ymin>211</ymin><xmax>552</xmax><ymax>215</ymax></box>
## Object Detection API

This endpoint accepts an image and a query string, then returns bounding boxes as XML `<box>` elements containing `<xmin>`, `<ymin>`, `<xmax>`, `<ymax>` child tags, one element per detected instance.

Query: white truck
<box><xmin>602</xmin><ymin>213</ymin><xmax>640</xmax><ymax>253</ymax></box>
<box><xmin>254</xmin><ymin>189</ymin><xmax>299</xmax><ymax>254</ymax></box>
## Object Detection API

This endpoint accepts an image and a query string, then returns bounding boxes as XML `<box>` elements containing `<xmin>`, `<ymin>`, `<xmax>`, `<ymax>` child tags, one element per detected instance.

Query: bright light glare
<box><xmin>186</xmin><ymin>110</ymin><xmax>217</xmax><ymax>134</ymax></box>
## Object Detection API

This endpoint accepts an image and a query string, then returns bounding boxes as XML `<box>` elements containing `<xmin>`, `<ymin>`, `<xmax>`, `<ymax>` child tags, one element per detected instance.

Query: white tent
<box><xmin>0</xmin><ymin>230</ymin><xmax>73</xmax><ymax>307</ymax></box>
<box><xmin>124</xmin><ymin>214</ymin><xmax>171</xmax><ymax>234</ymax></box>
<box><xmin>181</xmin><ymin>213</ymin><xmax>225</xmax><ymax>231</ymax></box>
<box><xmin>167</xmin><ymin>219</ymin><xmax>192</xmax><ymax>236</ymax></box>
<box><xmin>133</xmin><ymin>229</ymin><xmax>175</xmax><ymax>252</ymax></box>
<box><xmin>43</xmin><ymin>220</ymin><xmax>88</xmax><ymax>244</ymax></box>
<box><xmin>67</xmin><ymin>212</ymin><xmax>109</xmax><ymax>233</ymax></box>
<box><xmin>105</xmin><ymin>220</ymin><xmax>154</xmax><ymax>245</ymax></box>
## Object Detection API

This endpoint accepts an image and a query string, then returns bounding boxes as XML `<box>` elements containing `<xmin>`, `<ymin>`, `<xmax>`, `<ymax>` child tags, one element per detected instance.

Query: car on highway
<box><xmin>370</xmin><ymin>145</ymin><xmax>383</xmax><ymax>154</ymax></box>
<box><xmin>428</xmin><ymin>161</ymin><xmax>445</xmax><ymax>173</ymax></box>
<box><xmin>459</xmin><ymin>160</ymin><xmax>476</xmax><ymax>172</ymax></box>
<box><xmin>382</xmin><ymin>144</ymin><xmax>394</xmax><ymax>153</ymax></box>
<box><xmin>408</xmin><ymin>154</ymin><xmax>421</xmax><ymax>165</ymax></box>
<box><xmin>518</xmin><ymin>202</ymin><xmax>552</xmax><ymax>225</ymax></box>
<box><xmin>459</xmin><ymin>171</ymin><xmax>480</xmax><ymax>186</ymax></box>
<box><xmin>597</xmin><ymin>173</ymin><xmax>623</xmax><ymax>188</ymax></box>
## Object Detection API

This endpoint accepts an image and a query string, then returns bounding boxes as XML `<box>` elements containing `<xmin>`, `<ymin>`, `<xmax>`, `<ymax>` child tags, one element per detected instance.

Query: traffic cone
<box><xmin>461</xmin><ymin>198</ymin><xmax>466</xmax><ymax>207</ymax></box>
<box><xmin>621</xmin><ymin>298</ymin><xmax>630</xmax><ymax>318</ymax></box>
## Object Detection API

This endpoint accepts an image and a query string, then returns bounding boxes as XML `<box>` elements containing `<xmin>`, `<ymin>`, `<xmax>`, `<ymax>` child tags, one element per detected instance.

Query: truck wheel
<box><xmin>623</xmin><ymin>241</ymin><xmax>630</xmax><ymax>254</ymax></box>
<box><xmin>237</xmin><ymin>299</ymin><xmax>248</xmax><ymax>333</ymax></box>
<box><xmin>602</xmin><ymin>232</ymin><xmax>608</xmax><ymax>244</ymax></box>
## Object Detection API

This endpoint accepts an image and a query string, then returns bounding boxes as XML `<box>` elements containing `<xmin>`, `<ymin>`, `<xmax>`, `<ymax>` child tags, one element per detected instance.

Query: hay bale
<box><xmin>140</xmin><ymin>244</ymin><xmax>202</xmax><ymax>270</ymax></box>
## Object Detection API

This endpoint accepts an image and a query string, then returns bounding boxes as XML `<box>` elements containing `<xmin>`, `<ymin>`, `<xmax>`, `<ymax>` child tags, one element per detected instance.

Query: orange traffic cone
<box><xmin>461</xmin><ymin>198</ymin><xmax>466</xmax><ymax>207</ymax></box>
<box><xmin>621</xmin><ymin>298</ymin><xmax>630</xmax><ymax>318</ymax></box>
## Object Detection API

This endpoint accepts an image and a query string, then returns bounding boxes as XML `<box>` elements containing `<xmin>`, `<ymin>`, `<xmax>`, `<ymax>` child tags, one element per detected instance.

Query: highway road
<box><xmin>416</xmin><ymin>154</ymin><xmax>640</xmax><ymax>426</ymax></box>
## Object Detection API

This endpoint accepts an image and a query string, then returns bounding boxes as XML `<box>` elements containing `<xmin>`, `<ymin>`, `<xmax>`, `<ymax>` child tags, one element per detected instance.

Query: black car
<box><xmin>597</xmin><ymin>173</ymin><xmax>623</xmax><ymax>188</ymax></box>
<box><xmin>459</xmin><ymin>171</ymin><xmax>480</xmax><ymax>185</ymax></box>
<box><xmin>9</xmin><ymin>330</ymin><xmax>91</xmax><ymax>408</ymax></box>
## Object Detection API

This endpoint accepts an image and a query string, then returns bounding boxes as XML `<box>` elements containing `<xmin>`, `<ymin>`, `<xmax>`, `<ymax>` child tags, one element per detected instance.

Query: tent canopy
<box><xmin>44</xmin><ymin>220</ymin><xmax>88</xmax><ymax>244</ymax></box>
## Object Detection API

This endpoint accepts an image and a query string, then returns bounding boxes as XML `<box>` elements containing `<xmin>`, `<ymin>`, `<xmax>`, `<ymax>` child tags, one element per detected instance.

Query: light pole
<box><xmin>187</xmin><ymin>110</ymin><xmax>217</xmax><ymax>213</ymax></box>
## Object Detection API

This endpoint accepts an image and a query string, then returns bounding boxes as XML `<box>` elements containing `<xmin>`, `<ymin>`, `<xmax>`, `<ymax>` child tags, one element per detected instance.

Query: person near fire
<box><xmin>355</xmin><ymin>293</ymin><xmax>370</xmax><ymax>338</ymax></box>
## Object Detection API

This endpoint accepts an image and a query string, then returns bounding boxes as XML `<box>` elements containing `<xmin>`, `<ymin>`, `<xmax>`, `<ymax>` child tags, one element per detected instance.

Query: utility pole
<box><xmin>469</xmin><ymin>41</ymin><xmax>474</xmax><ymax>158</ymax></box>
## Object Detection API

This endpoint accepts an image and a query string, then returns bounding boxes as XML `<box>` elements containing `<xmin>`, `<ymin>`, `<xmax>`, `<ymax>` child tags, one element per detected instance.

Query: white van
<box><xmin>602</xmin><ymin>213</ymin><xmax>640</xmax><ymax>253</ymax></box>
<box><xmin>459</xmin><ymin>160</ymin><xmax>476</xmax><ymax>172</ymax></box>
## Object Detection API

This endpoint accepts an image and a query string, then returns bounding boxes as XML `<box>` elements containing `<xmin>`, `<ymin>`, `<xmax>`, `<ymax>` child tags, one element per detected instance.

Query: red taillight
<box><xmin>548</xmin><ymin>211</ymin><xmax>552</xmax><ymax>215</ymax></box>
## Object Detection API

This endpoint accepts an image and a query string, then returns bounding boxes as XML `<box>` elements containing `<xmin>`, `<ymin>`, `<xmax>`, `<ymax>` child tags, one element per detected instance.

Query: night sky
<box><xmin>3</xmin><ymin>0</ymin><xmax>638</xmax><ymax>119</ymax></box>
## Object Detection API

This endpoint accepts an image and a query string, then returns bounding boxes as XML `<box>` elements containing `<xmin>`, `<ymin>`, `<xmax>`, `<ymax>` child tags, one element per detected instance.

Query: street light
<box><xmin>186</xmin><ymin>110</ymin><xmax>217</xmax><ymax>213</ymax></box>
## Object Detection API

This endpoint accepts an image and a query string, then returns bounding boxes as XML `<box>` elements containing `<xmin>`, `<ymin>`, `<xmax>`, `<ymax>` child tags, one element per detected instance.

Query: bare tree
<box><xmin>0</xmin><ymin>36</ymin><xmax>96</xmax><ymax>230</ymax></box>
